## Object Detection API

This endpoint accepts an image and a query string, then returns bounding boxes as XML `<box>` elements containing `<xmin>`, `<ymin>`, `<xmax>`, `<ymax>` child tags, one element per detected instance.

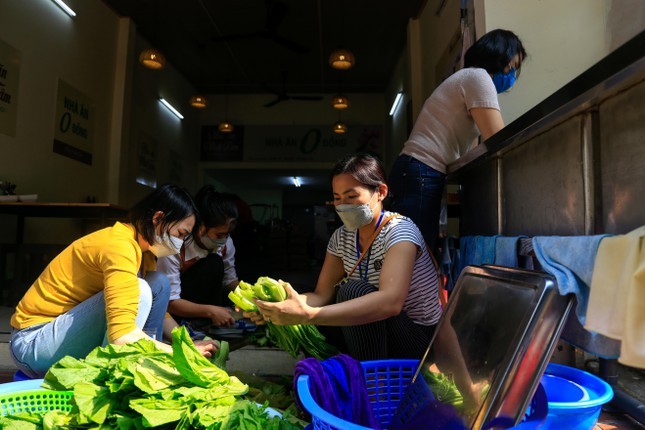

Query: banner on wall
<box><xmin>0</xmin><ymin>38</ymin><xmax>21</xmax><ymax>137</ymax></box>
<box><xmin>201</xmin><ymin>124</ymin><xmax>382</xmax><ymax>162</ymax></box>
<box><xmin>53</xmin><ymin>79</ymin><xmax>94</xmax><ymax>165</ymax></box>
<box><xmin>201</xmin><ymin>125</ymin><xmax>244</xmax><ymax>162</ymax></box>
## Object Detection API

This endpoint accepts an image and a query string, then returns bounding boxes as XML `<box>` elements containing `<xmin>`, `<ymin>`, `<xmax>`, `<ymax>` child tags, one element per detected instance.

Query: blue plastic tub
<box><xmin>540</xmin><ymin>363</ymin><xmax>614</xmax><ymax>429</ymax></box>
<box><xmin>296</xmin><ymin>359</ymin><xmax>547</xmax><ymax>430</ymax></box>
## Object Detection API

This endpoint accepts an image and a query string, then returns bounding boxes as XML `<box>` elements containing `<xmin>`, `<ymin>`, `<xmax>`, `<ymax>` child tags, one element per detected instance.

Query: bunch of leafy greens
<box><xmin>228</xmin><ymin>276</ymin><xmax>338</xmax><ymax>360</ymax></box>
<box><xmin>0</xmin><ymin>326</ymin><xmax>303</xmax><ymax>429</ymax></box>
<box><xmin>421</xmin><ymin>369</ymin><xmax>464</xmax><ymax>411</ymax></box>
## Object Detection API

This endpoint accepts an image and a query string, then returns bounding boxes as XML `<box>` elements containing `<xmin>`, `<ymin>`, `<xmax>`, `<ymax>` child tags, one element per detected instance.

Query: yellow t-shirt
<box><xmin>11</xmin><ymin>222</ymin><xmax>142</xmax><ymax>342</ymax></box>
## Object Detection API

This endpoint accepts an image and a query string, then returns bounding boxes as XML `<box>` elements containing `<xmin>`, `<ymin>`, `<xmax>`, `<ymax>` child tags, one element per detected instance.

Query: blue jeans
<box><xmin>388</xmin><ymin>154</ymin><xmax>446</xmax><ymax>251</ymax></box>
<box><xmin>9</xmin><ymin>271</ymin><xmax>170</xmax><ymax>378</ymax></box>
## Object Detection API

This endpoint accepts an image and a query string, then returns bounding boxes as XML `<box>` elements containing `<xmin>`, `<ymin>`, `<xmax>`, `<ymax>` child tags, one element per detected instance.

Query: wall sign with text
<box><xmin>201</xmin><ymin>125</ymin><xmax>382</xmax><ymax>162</ymax></box>
<box><xmin>53</xmin><ymin>79</ymin><xmax>94</xmax><ymax>165</ymax></box>
<box><xmin>0</xmin><ymin>38</ymin><xmax>21</xmax><ymax>138</ymax></box>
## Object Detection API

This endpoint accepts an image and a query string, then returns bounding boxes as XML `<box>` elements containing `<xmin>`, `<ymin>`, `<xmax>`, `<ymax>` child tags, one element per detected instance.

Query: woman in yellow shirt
<box><xmin>10</xmin><ymin>184</ymin><xmax>218</xmax><ymax>378</ymax></box>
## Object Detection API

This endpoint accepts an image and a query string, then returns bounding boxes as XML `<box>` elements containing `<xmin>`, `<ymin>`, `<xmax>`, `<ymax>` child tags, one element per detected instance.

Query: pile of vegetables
<box><xmin>421</xmin><ymin>370</ymin><xmax>464</xmax><ymax>411</ymax></box>
<box><xmin>0</xmin><ymin>326</ymin><xmax>303</xmax><ymax>430</ymax></box>
<box><xmin>228</xmin><ymin>276</ymin><xmax>338</xmax><ymax>360</ymax></box>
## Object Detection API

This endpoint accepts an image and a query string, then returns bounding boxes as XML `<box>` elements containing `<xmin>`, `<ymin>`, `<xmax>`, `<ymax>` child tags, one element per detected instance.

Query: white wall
<box><xmin>0</xmin><ymin>0</ymin><xmax>121</xmax><ymax>243</ymax></box>
<box><xmin>0</xmin><ymin>0</ymin><xmax>119</xmax><ymax>203</ymax></box>
<box><xmin>480</xmin><ymin>0</ymin><xmax>645</xmax><ymax>125</ymax></box>
<box><xmin>0</xmin><ymin>0</ymin><xmax>201</xmax><ymax>243</ymax></box>
<box><xmin>481</xmin><ymin>0</ymin><xmax>609</xmax><ymax>124</ymax></box>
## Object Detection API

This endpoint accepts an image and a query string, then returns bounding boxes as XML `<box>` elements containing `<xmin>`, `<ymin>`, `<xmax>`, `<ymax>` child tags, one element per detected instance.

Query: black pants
<box><xmin>336</xmin><ymin>279</ymin><xmax>435</xmax><ymax>361</ymax></box>
<box><xmin>178</xmin><ymin>253</ymin><xmax>227</xmax><ymax>307</ymax></box>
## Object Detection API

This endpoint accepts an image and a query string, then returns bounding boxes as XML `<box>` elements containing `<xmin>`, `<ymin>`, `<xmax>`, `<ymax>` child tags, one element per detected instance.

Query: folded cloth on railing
<box><xmin>585</xmin><ymin>226</ymin><xmax>645</xmax><ymax>369</ymax></box>
<box><xmin>457</xmin><ymin>235</ymin><xmax>498</xmax><ymax>276</ymax></box>
<box><xmin>294</xmin><ymin>354</ymin><xmax>381</xmax><ymax>429</ymax></box>
<box><xmin>440</xmin><ymin>235</ymin><xmax>460</xmax><ymax>292</ymax></box>
<box><xmin>533</xmin><ymin>234</ymin><xmax>610</xmax><ymax>325</ymax></box>
<box><xmin>494</xmin><ymin>236</ymin><xmax>528</xmax><ymax>268</ymax></box>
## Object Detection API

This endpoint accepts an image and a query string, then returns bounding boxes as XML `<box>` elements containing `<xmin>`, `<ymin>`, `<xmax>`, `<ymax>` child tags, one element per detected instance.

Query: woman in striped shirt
<box><xmin>255</xmin><ymin>153</ymin><xmax>442</xmax><ymax>360</ymax></box>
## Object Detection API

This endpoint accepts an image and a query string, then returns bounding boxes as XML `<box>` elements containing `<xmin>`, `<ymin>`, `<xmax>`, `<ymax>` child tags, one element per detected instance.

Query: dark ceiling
<box><xmin>101</xmin><ymin>0</ymin><xmax>426</xmax><ymax>96</ymax></box>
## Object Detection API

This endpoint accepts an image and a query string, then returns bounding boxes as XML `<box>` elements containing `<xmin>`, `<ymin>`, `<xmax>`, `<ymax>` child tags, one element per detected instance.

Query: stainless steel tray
<box><xmin>409</xmin><ymin>265</ymin><xmax>573</xmax><ymax>429</ymax></box>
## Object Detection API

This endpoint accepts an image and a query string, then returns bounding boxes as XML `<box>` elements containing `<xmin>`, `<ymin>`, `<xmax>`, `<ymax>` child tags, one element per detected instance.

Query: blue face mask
<box><xmin>492</xmin><ymin>68</ymin><xmax>517</xmax><ymax>94</ymax></box>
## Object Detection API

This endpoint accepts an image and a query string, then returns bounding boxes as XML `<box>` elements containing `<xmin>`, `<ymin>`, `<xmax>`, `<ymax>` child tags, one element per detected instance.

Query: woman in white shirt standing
<box><xmin>157</xmin><ymin>185</ymin><xmax>239</xmax><ymax>329</ymax></box>
<box><xmin>388</xmin><ymin>29</ymin><xmax>527</xmax><ymax>251</ymax></box>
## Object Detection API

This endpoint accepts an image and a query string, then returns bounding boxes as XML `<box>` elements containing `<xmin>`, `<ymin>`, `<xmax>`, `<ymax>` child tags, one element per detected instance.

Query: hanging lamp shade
<box><xmin>189</xmin><ymin>95</ymin><xmax>208</xmax><ymax>108</ymax></box>
<box><xmin>218</xmin><ymin>121</ymin><xmax>234</xmax><ymax>133</ymax></box>
<box><xmin>329</xmin><ymin>48</ymin><xmax>355</xmax><ymax>70</ymax></box>
<box><xmin>139</xmin><ymin>48</ymin><xmax>165</xmax><ymax>70</ymax></box>
<box><xmin>331</xmin><ymin>94</ymin><xmax>350</xmax><ymax>109</ymax></box>
<box><xmin>332</xmin><ymin>121</ymin><xmax>347</xmax><ymax>134</ymax></box>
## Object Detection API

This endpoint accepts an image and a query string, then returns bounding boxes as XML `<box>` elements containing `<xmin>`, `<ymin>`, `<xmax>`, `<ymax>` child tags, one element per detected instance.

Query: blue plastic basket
<box><xmin>296</xmin><ymin>359</ymin><xmax>547</xmax><ymax>430</ymax></box>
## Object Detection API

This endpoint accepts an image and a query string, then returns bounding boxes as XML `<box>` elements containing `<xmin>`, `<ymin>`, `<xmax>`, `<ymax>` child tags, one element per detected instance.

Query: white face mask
<box><xmin>335</xmin><ymin>192</ymin><xmax>378</xmax><ymax>231</ymax></box>
<box><xmin>201</xmin><ymin>235</ymin><xmax>227</xmax><ymax>250</ymax></box>
<box><xmin>149</xmin><ymin>233</ymin><xmax>183</xmax><ymax>258</ymax></box>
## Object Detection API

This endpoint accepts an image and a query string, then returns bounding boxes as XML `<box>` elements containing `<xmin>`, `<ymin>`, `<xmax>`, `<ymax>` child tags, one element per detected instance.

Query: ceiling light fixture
<box><xmin>333</xmin><ymin>121</ymin><xmax>347</xmax><ymax>134</ymax></box>
<box><xmin>329</xmin><ymin>48</ymin><xmax>355</xmax><ymax>70</ymax></box>
<box><xmin>218</xmin><ymin>89</ymin><xmax>234</xmax><ymax>133</ymax></box>
<box><xmin>190</xmin><ymin>45</ymin><xmax>208</xmax><ymax>108</ymax></box>
<box><xmin>329</xmin><ymin>2</ymin><xmax>354</xmax><ymax>71</ymax></box>
<box><xmin>51</xmin><ymin>0</ymin><xmax>76</xmax><ymax>17</ymax></box>
<box><xmin>218</xmin><ymin>121</ymin><xmax>234</xmax><ymax>133</ymax></box>
<box><xmin>189</xmin><ymin>95</ymin><xmax>208</xmax><ymax>109</ymax></box>
<box><xmin>159</xmin><ymin>98</ymin><xmax>184</xmax><ymax>120</ymax></box>
<box><xmin>389</xmin><ymin>91</ymin><xmax>404</xmax><ymax>116</ymax></box>
<box><xmin>292</xmin><ymin>177</ymin><xmax>301</xmax><ymax>187</ymax></box>
<box><xmin>139</xmin><ymin>0</ymin><xmax>165</xmax><ymax>70</ymax></box>
<box><xmin>139</xmin><ymin>48</ymin><xmax>166</xmax><ymax>70</ymax></box>
<box><xmin>331</xmin><ymin>94</ymin><xmax>350</xmax><ymax>110</ymax></box>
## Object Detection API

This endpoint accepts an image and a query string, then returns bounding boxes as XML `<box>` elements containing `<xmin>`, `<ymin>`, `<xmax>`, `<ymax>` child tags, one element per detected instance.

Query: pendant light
<box><xmin>139</xmin><ymin>0</ymin><xmax>165</xmax><ymax>70</ymax></box>
<box><xmin>218</xmin><ymin>90</ymin><xmax>234</xmax><ymax>133</ymax></box>
<box><xmin>333</xmin><ymin>111</ymin><xmax>347</xmax><ymax>134</ymax></box>
<box><xmin>332</xmin><ymin>120</ymin><xmax>347</xmax><ymax>134</ymax></box>
<box><xmin>329</xmin><ymin>1</ymin><xmax>354</xmax><ymax>70</ymax></box>
<box><xmin>218</xmin><ymin>121</ymin><xmax>234</xmax><ymax>133</ymax></box>
<box><xmin>329</xmin><ymin>48</ymin><xmax>355</xmax><ymax>70</ymax></box>
<box><xmin>139</xmin><ymin>48</ymin><xmax>165</xmax><ymax>70</ymax></box>
<box><xmin>190</xmin><ymin>45</ymin><xmax>208</xmax><ymax>108</ymax></box>
<box><xmin>189</xmin><ymin>95</ymin><xmax>208</xmax><ymax>108</ymax></box>
<box><xmin>331</xmin><ymin>94</ymin><xmax>350</xmax><ymax>109</ymax></box>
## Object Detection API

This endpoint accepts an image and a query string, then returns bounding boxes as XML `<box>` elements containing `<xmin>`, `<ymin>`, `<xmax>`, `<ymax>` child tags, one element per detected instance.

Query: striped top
<box><xmin>327</xmin><ymin>211</ymin><xmax>442</xmax><ymax>326</ymax></box>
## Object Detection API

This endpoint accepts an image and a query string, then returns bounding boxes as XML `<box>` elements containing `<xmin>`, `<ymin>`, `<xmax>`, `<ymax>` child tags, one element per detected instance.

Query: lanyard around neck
<box><xmin>355</xmin><ymin>210</ymin><xmax>385</xmax><ymax>281</ymax></box>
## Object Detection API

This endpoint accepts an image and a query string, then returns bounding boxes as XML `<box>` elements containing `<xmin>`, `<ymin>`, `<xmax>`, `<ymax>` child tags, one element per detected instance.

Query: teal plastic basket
<box><xmin>296</xmin><ymin>359</ymin><xmax>547</xmax><ymax>430</ymax></box>
<box><xmin>0</xmin><ymin>379</ymin><xmax>73</xmax><ymax>417</ymax></box>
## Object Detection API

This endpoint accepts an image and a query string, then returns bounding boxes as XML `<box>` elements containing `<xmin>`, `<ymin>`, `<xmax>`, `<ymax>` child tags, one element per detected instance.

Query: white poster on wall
<box><xmin>53</xmin><ymin>79</ymin><xmax>94</xmax><ymax>165</ymax></box>
<box><xmin>0</xmin><ymin>38</ymin><xmax>21</xmax><ymax>137</ymax></box>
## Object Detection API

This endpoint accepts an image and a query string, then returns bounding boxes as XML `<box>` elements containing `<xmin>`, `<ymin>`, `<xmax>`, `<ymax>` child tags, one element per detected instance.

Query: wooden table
<box><xmin>0</xmin><ymin>203</ymin><xmax>129</xmax><ymax>305</ymax></box>
<box><xmin>0</xmin><ymin>202</ymin><xmax>128</xmax><ymax>244</ymax></box>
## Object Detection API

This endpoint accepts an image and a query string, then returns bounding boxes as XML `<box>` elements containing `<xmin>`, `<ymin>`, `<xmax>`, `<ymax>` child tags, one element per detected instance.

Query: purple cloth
<box><xmin>294</xmin><ymin>354</ymin><xmax>381</xmax><ymax>429</ymax></box>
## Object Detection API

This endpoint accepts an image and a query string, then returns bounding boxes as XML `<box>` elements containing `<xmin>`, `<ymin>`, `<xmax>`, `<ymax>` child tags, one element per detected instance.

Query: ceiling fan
<box><xmin>263</xmin><ymin>70</ymin><xmax>323</xmax><ymax>108</ymax></box>
<box><xmin>211</xmin><ymin>0</ymin><xmax>310</xmax><ymax>54</ymax></box>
